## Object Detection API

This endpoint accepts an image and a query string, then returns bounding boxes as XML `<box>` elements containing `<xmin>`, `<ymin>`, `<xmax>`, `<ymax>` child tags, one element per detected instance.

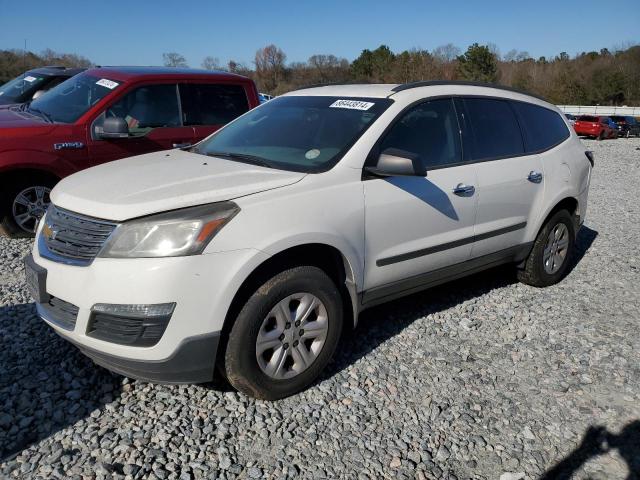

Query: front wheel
<box><xmin>223</xmin><ymin>266</ymin><xmax>343</xmax><ymax>399</ymax></box>
<box><xmin>1</xmin><ymin>180</ymin><xmax>54</xmax><ymax>237</ymax></box>
<box><xmin>517</xmin><ymin>210</ymin><xmax>576</xmax><ymax>287</ymax></box>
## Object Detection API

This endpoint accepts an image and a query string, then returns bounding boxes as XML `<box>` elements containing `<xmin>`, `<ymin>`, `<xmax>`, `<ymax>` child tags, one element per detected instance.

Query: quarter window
<box><xmin>512</xmin><ymin>101</ymin><xmax>570</xmax><ymax>152</ymax></box>
<box><xmin>379</xmin><ymin>99</ymin><xmax>462</xmax><ymax>169</ymax></box>
<box><xmin>105</xmin><ymin>84</ymin><xmax>180</xmax><ymax>135</ymax></box>
<box><xmin>463</xmin><ymin>98</ymin><xmax>524</xmax><ymax>160</ymax></box>
<box><xmin>179</xmin><ymin>84</ymin><xmax>250</xmax><ymax>126</ymax></box>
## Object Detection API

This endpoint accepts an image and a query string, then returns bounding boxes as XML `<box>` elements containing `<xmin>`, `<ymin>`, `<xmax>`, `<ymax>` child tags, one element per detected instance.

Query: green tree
<box><xmin>351</xmin><ymin>45</ymin><xmax>395</xmax><ymax>81</ymax></box>
<box><xmin>457</xmin><ymin>43</ymin><xmax>498</xmax><ymax>83</ymax></box>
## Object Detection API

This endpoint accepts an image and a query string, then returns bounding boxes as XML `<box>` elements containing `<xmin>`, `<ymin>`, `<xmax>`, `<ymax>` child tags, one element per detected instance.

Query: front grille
<box><xmin>39</xmin><ymin>206</ymin><xmax>117</xmax><ymax>265</ymax></box>
<box><xmin>40</xmin><ymin>296</ymin><xmax>79</xmax><ymax>330</ymax></box>
<box><xmin>87</xmin><ymin>312</ymin><xmax>172</xmax><ymax>347</ymax></box>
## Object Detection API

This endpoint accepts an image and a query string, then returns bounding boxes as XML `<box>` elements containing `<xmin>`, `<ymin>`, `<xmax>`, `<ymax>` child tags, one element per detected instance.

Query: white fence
<box><xmin>558</xmin><ymin>105</ymin><xmax>640</xmax><ymax>116</ymax></box>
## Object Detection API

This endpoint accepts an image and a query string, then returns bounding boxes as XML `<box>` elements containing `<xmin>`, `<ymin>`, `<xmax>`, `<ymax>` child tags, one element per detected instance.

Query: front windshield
<box><xmin>28</xmin><ymin>72</ymin><xmax>122</xmax><ymax>124</ymax></box>
<box><xmin>195</xmin><ymin>96</ymin><xmax>393</xmax><ymax>172</ymax></box>
<box><xmin>0</xmin><ymin>73</ymin><xmax>49</xmax><ymax>102</ymax></box>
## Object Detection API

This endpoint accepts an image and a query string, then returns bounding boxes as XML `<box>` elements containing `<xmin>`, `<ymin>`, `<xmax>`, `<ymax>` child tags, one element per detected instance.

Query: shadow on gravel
<box><xmin>540</xmin><ymin>420</ymin><xmax>640</xmax><ymax>480</ymax></box>
<box><xmin>566</xmin><ymin>225</ymin><xmax>598</xmax><ymax>275</ymax></box>
<box><xmin>323</xmin><ymin>225</ymin><xmax>598</xmax><ymax>381</ymax></box>
<box><xmin>0</xmin><ymin>302</ymin><xmax>122</xmax><ymax>462</ymax></box>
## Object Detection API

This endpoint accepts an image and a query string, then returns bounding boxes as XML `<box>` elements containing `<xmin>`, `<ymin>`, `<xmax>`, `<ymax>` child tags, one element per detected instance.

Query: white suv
<box><xmin>26</xmin><ymin>82</ymin><xmax>592</xmax><ymax>399</ymax></box>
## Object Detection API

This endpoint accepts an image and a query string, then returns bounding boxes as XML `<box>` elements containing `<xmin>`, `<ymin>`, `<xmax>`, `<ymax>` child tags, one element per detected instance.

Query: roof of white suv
<box><xmin>285</xmin><ymin>81</ymin><xmax>549</xmax><ymax>104</ymax></box>
<box><xmin>285</xmin><ymin>84</ymin><xmax>398</xmax><ymax>98</ymax></box>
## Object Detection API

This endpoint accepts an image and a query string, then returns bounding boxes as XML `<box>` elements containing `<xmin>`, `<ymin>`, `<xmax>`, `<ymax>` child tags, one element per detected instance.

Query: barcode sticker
<box><xmin>329</xmin><ymin>99</ymin><xmax>375</xmax><ymax>111</ymax></box>
<box><xmin>24</xmin><ymin>76</ymin><xmax>37</xmax><ymax>83</ymax></box>
<box><xmin>96</xmin><ymin>79</ymin><xmax>119</xmax><ymax>89</ymax></box>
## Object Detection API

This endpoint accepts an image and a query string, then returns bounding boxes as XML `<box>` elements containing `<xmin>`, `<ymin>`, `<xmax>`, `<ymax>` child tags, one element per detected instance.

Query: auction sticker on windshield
<box><xmin>329</xmin><ymin>100</ymin><xmax>375</xmax><ymax>111</ymax></box>
<box><xmin>24</xmin><ymin>76</ymin><xmax>37</xmax><ymax>83</ymax></box>
<box><xmin>96</xmin><ymin>79</ymin><xmax>119</xmax><ymax>89</ymax></box>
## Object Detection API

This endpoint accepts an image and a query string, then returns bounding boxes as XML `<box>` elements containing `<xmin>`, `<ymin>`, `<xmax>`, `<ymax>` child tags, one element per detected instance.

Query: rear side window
<box><xmin>512</xmin><ymin>102</ymin><xmax>570</xmax><ymax>152</ymax></box>
<box><xmin>462</xmin><ymin>98</ymin><xmax>524</xmax><ymax>160</ymax></box>
<box><xmin>179</xmin><ymin>84</ymin><xmax>249</xmax><ymax>126</ymax></box>
<box><xmin>379</xmin><ymin>98</ymin><xmax>462</xmax><ymax>169</ymax></box>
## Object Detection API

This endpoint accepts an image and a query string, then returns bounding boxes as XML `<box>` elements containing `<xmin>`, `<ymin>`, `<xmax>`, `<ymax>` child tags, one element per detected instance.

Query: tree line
<box><xmin>2</xmin><ymin>43</ymin><xmax>638</xmax><ymax>105</ymax></box>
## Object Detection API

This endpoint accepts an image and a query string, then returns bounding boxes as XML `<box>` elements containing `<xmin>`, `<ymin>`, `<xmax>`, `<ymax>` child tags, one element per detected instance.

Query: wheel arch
<box><xmin>0</xmin><ymin>167</ymin><xmax>60</xmax><ymax>216</ymax></box>
<box><xmin>220</xmin><ymin>243</ymin><xmax>360</xmax><ymax>345</ymax></box>
<box><xmin>535</xmin><ymin>195</ymin><xmax>579</xmax><ymax>236</ymax></box>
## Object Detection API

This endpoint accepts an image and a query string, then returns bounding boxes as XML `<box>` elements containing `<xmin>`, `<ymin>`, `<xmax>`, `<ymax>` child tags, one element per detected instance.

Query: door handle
<box><xmin>452</xmin><ymin>183</ymin><xmax>475</xmax><ymax>196</ymax></box>
<box><xmin>172</xmin><ymin>142</ymin><xmax>192</xmax><ymax>149</ymax></box>
<box><xmin>528</xmin><ymin>171</ymin><xmax>543</xmax><ymax>183</ymax></box>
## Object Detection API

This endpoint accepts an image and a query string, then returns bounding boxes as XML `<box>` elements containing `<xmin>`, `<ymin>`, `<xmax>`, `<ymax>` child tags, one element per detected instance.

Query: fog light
<box><xmin>87</xmin><ymin>303</ymin><xmax>176</xmax><ymax>347</ymax></box>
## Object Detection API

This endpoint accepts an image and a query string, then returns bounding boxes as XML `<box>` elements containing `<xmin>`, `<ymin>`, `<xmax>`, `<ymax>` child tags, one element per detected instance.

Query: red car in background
<box><xmin>0</xmin><ymin>67</ymin><xmax>259</xmax><ymax>236</ymax></box>
<box><xmin>573</xmin><ymin>115</ymin><xmax>618</xmax><ymax>140</ymax></box>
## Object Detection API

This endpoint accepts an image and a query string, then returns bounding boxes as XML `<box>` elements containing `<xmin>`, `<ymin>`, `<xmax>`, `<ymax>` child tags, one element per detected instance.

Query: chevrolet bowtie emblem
<box><xmin>42</xmin><ymin>223</ymin><xmax>58</xmax><ymax>241</ymax></box>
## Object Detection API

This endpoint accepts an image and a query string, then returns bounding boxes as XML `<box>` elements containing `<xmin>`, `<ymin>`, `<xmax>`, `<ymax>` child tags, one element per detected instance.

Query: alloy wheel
<box><xmin>12</xmin><ymin>186</ymin><xmax>51</xmax><ymax>233</ymax></box>
<box><xmin>256</xmin><ymin>292</ymin><xmax>329</xmax><ymax>380</ymax></box>
<box><xmin>543</xmin><ymin>223</ymin><xmax>569</xmax><ymax>274</ymax></box>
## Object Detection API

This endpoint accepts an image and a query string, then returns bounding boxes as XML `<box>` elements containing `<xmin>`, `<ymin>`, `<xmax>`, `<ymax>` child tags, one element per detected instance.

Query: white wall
<box><xmin>558</xmin><ymin>105</ymin><xmax>640</xmax><ymax>116</ymax></box>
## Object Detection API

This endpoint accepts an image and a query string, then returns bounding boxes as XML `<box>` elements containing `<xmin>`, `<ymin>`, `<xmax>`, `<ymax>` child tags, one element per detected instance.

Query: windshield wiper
<box><xmin>205</xmin><ymin>151</ymin><xmax>273</xmax><ymax>168</ymax></box>
<box><xmin>27</xmin><ymin>106</ymin><xmax>53</xmax><ymax>123</ymax></box>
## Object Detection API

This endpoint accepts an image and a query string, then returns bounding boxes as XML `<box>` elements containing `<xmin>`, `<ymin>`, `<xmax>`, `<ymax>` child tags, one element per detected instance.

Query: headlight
<box><xmin>99</xmin><ymin>202</ymin><xmax>239</xmax><ymax>258</ymax></box>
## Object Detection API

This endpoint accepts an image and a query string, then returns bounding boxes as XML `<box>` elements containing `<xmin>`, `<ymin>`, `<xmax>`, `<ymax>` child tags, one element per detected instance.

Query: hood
<box><xmin>51</xmin><ymin>149</ymin><xmax>306</xmax><ymax>221</ymax></box>
<box><xmin>0</xmin><ymin>107</ymin><xmax>56</xmax><ymax>135</ymax></box>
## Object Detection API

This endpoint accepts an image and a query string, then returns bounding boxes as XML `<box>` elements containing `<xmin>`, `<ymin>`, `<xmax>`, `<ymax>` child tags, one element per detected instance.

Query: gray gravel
<box><xmin>1</xmin><ymin>138</ymin><xmax>639</xmax><ymax>479</ymax></box>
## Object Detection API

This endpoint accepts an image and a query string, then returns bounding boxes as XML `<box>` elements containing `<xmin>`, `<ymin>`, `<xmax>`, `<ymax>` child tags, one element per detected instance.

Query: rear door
<box><xmin>457</xmin><ymin>97</ymin><xmax>545</xmax><ymax>258</ymax></box>
<box><xmin>179</xmin><ymin>83</ymin><xmax>252</xmax><ymax>142</ymax></box>
<box><xmin>87</xmin><ymin>83</ymin><xmax>195</xmax><ymax>166</ymax></box>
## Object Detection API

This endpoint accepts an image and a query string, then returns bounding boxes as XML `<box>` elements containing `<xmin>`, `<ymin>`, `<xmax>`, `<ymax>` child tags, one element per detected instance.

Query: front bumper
<box><xmin>28</xmin><ymin>243</ymin><xmax>270</xmax><ymax>382</ymax></box>
<box><xmin>63</xmin><ymin>331</ymin><xmax>221</xmax><ymax>383</ymax></box>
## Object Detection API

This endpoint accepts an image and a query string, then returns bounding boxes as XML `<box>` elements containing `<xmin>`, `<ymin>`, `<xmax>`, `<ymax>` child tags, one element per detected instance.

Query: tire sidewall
<box><xmin>224</xmin><ymin>266</ymin><xmax>343</xmax><ymax>400</ymax></box>
<box><xmin>530</xmin><ymin>210</ymin><xmax>576</xmax><ymax>285</ymax></box>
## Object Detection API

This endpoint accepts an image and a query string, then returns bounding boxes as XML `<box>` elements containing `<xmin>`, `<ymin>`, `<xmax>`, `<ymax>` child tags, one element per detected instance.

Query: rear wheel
<box><xmin>1</xmin><ymin>179</ymin><xmax>54</xmax><ymax>237</ymax></box>
<box><xmin>598</xmin><ymin>130</ymin><xmax>605</xmax><ymax>141</ymax></box>
<box><xmin>223</xmin><ymin>266</ymin><xmax>343</xmax><ymax>399</ymax></box>
<box><xmin>517</xmin><ymin>209</ymin><xmax>575</xmax><ymax>287</ymax></box>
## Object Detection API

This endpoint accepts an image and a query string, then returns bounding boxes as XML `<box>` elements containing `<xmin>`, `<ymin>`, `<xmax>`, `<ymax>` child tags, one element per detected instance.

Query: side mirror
<box><xmin>31</xmin><ymin>90</ymin><xmax>45</xmax><ymax>100</ymax></box>
<box><xmin>99</xmin><ymin>117</ymin><xmax>129</xmax><ymax>139</ymax></box>
<box><xmin>365</xmin><ymin>148</ymin><xmax>426</xmax><ymax>177</ymax></box>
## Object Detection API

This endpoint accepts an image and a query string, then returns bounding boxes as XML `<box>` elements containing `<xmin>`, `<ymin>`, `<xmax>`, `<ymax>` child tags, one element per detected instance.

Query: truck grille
<box><xmin>39</xmin><ymin>206</ymin><xmax>118</xmax><ymax>265</ymax></box>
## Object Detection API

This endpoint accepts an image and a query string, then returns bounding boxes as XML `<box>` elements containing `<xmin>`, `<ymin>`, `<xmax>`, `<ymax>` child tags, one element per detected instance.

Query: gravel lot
<box><xmin>1</xmin><ymin>138</ymin><xmax>639</xmax><ymax>479</ymax></box>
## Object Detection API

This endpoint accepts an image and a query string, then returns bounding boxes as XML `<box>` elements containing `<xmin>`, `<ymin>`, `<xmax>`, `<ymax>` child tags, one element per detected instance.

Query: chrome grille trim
<box><xmin>38</xmin><ymin>205</ymin><xmax>118</xmax><ymax>266</ymax></box>
<box><xmin>37</xmin><ymin>296</ymin><xmax>80</xmax><ymax>330</ymax></box>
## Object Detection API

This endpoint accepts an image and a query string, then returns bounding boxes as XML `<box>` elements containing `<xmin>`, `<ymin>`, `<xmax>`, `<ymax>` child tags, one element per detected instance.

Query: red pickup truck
<box><xmin>0</xmin><ymin>66</ymin><xmax>259</xmax><ymax>236</ymax></box>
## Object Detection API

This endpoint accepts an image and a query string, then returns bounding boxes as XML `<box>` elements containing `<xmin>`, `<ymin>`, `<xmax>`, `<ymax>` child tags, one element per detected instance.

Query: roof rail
<box><xmin>391</xmin><ymin>80</ymin><xmax>547</xmax><ymax>101</ymax></box>
<box><xmin>289</xmin><ymin>81</ymin><xmax>368</xmax><ymax>92</ymax></box>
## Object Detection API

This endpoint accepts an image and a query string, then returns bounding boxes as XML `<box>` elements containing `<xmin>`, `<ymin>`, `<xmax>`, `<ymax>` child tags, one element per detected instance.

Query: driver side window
<box><xmin>379</xmin><ymin>98</ymin><xmax>462</xmax><ymax>169</ymax></box>
<box><xmin>103</xmin><ymin>84</ymin><xmax>180</xmax><ymax>136</ymax></box>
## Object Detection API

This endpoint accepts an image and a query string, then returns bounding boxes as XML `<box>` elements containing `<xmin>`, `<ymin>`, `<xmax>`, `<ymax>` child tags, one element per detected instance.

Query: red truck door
<box><xmin>86</xmin><ymin>83</ymin><xmax>195</xmax><ymax>166</ymax></box>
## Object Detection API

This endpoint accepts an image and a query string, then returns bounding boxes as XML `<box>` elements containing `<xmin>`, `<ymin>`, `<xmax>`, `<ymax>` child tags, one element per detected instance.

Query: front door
<box><xmin>87</xmin><ymin>83</ymin><xmax>195</xmax><ymax>166</ymax></box>
<box><xmin>363</xmin><ymin>98</ymin><xmax>478</xmax><ymax>298</ymax></box>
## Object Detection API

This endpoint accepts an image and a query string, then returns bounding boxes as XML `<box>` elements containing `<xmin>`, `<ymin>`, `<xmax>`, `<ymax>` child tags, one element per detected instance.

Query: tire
<box><xmin>0</xmin><ymin>177</ymin><xmax>54</xmax><ymax>238</ymax></box>
<box><xmin>597</xmin><ymin>130</ymin><xmax>605</xmax><ymax>141</ymax></box>
<box><xmin>517</xmin><ymin>209</ymin><xmax>576</xmax><ymax>288</ymax></box>
<box><xmin>625</xmin><ymin>130</ymin><xmax>630</xmax><ymax>138</ymax></box>
<box><xmin>223</xmin><ymin>266</ymin><xmax>343</xmax><ymax>400</ymax></box>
